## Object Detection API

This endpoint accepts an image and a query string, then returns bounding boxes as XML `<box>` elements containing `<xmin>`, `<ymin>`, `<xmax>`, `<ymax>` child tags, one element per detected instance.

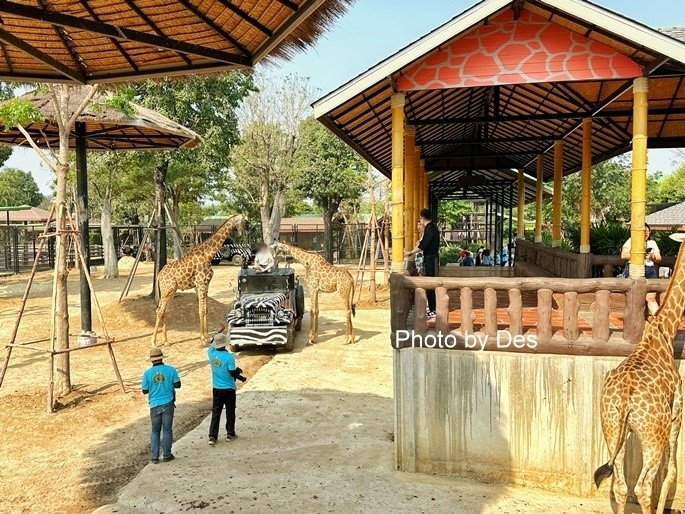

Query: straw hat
<box><xmin>149</xmin><ymin>347</ymin><xmax>164</xmax><ymax>362</ymax></box>
<box><xmin>212</xmin><ymin>333</ymin><xmax>228</xmax><ymax>349</ymax></box>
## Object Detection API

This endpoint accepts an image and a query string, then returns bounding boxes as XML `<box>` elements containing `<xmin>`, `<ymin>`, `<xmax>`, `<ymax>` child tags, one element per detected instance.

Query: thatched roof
<box><xmin>0</xmin><ymin>0</ymin><xmax>355</xmax><ymax>84</ymax></box>
<box><xmin>0</xmin><ymin>86</ymin><xmax>202</xmax><ymax>150</ymax></box>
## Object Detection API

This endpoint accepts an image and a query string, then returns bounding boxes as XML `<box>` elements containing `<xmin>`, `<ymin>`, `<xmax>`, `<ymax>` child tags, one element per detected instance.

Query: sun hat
<box><xmin>212</xmin><ymin>333</ymin><xmax>228</xmax><ymax>349</ymax></box>
<box><xmin>149</xmin><ymin>347</ymin><xmax>164</xmax><ymax>362</ymax></box>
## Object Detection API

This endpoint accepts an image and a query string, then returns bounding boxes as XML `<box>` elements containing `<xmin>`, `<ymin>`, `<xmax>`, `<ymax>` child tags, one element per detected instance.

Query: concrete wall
<box><xmin>394</xmin><ymin>347</ymin><xmax>684</xmax><ymax>507</ymax></box>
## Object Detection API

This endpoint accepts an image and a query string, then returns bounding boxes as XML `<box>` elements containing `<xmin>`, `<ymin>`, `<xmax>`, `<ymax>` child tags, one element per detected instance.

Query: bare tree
<box><xmin>228</xmin><ymin>73</ymin><xmax>315</xmax><ymax>243</ymax></box>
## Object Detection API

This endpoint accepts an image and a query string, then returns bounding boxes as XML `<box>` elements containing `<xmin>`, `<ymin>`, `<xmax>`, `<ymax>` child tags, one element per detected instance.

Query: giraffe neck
<box><xmin>193</xmin><ymin>215</ymin><xmax>242</xmax><ymax>260</ymax></box>
<box><xmin>282</xmin><ymin>243</ymin><xmax>318</xmax><ymax>267</ymax></box>
<box><xmin>651</xmin><ymin>240</ymin><xmax>685</xmax><ymax>340</ymax></box>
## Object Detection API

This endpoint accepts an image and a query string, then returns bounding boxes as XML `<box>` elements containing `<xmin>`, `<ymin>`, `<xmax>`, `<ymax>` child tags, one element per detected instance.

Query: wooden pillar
<box><xmin>422</xmin><ymin>160</ymin><xmax>428</xmax><ymax>209</ymax></box>
<box><xmin>552</xmin><ymin>140</ymin><xmax>563</xmax><ymax>247</ymax></box>
<box><xmin>403</xmin><ymin>126</ymin><xmax>415</xmax><ymax>252</ymax></box>
<box><xmin>629</xmin><ymin>77</ymin><xmax>649</xmax><ymax>277</ymax></box>
<box><xmin>517</xmin><ymin>168</ymin><xmax>524</xmax><ymax>239</ymax></box>
<box><xmin>580</xmin><ymin>118</ymin><xmax>592</xmax><ymax>254</ymax></box>
<box><xmin>391</xmin><ymin>93</ymin><xmax>405</xmax><ymax>272</ymax></box>
<box><xmin>534</xmin><ymin>154</ymin><xmax>543</xmax><ymax>243</ymax></box>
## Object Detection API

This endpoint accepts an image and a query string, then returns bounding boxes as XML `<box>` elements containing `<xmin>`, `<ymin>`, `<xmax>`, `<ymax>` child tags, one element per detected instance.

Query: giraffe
<box><xmin>273</xmin><ymin>241</ymin><xmax>356</xmax><ymax>345</ymax></box>
<box><xmin>151</xmin><ymin>214</ymin><xmax>244</xmax><ymax>346</ymax></box>
<box><xmin>595</xmin><ymin>232</ymin><xmax>685</xmax><ymax>514</ymax></box>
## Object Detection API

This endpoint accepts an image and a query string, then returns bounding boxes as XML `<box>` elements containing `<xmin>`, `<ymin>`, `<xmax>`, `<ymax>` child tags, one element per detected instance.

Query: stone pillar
<box><xmin>391</xmin><ymin>93</ymin><xmax>405</xmax><ymax>272</ymax></box>
<box><xmin>552</xmin><ymin>140</ymin><xmax>563</xmax><ymax>248</ymax></box>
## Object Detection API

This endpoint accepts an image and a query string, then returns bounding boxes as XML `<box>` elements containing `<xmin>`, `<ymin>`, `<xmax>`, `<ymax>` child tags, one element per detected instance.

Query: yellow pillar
<box><xmin>403</xmin><ymin>126</ymin><xmax>416</xmax><ymax>252</ymax></box>
<box><xmin>517</xmin><ymin>168</ymin><xmax>525</xmax><ymax>239</ymax></box>
<box><xmin>391</xmin><ymin>93</ymin><xmax>405</xmax><ymax>271</ymax></box>
<box><xmin>552</xmin><ymin>140</ymin><xmax>563</xmax><ymax>247</ymax></box>
<box><xmin>630</xmin><ymin>77</ymin><xmax>649</xmax><ymax>277</ymax></box>
<box><xmin>534</xmin><ymin>154</ymin><xmax>543</xmax><ymax>243</ymax></box>
<box><xmin>580</xmin><ymin>118</ymin><xmax>592</xmax><ymax>254</ymax></box>
<box><xmin>413</xmin><ymin>145</ymin><xmax>421</xmax><ymax>243</ymax></box>
<box><xmin>421</xmin><ymin>159</ymin><xmax>428</xmax><ymax>209</ymax></box>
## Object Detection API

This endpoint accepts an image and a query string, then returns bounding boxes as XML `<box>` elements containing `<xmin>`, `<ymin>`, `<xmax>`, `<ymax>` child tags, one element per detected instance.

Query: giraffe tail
<box><xmin>593</xmin><ymin>405</ymin><xmax>630</xmax><ymax>488</ymax></box>
<box><xmin>350</xmin><ymin>281</ymin><xmax>356</xmax><ymax>317</ymax></box>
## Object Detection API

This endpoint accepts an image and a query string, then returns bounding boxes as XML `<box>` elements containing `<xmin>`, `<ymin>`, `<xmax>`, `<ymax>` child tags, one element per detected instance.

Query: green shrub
<box><xmin>439</xmin><ymin>244</ymin><xmax>462</xmax><ymax>266</ymax></box>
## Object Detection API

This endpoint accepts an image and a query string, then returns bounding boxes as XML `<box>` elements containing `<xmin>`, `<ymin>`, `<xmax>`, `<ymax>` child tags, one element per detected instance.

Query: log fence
<box><xmin>390</xmin><ymin>273</ymin><xmax>671</xmax><ymax>357</ymax></box>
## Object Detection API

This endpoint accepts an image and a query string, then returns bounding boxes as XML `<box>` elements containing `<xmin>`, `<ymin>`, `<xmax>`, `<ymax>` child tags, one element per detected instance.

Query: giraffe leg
<box><xmin>634</xmin><ymin>440</ymin><xmax>667</xmax><ymax>514</ymax></box>
<box><xmin>308</xmin><ymin>288</ymin><xmax>319</xmax><ymax>345</ymax></box>
<box><xmin>197</xmin><ymin>284</ymin><xmax>209</xmax><ymax>342</ymax></box>
<box><xmin>612</xmin><ymin>440</ymin><xmax>629</xmax><ymax>514</ymax></box>
<box><xmin>152</xmin><ymin>292</ymin><xmax>173</xmax><ymax>347</ymax></box>
<box><xmin>656</xmin><ymin>381</ymin><xmax>683</xmax><ymax>514</ymax></box>
<box><xmin>342</xmin><ymin>285</ymin><xmax>355</xmax><ymax>345</ymax></box>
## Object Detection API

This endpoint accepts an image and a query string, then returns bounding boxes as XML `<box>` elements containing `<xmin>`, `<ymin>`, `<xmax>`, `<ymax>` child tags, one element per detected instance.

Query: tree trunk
<box><xmin>322</xmin><ymin>204</ymin><xmax>337</xmax><ymax>263</ymax></box>
<box><xmin>101</xmin><ymin>194</ymin><xmax>118</xmax><ymax>278</ymax></box>
<box><xmin>260</xmin><ymin>185</ymin><xmax>285</xmax><ymax>244</ymax></box>
<box><xmin>170</xmin><ymin>191</ymin><xmax>183</xmax><ymax>260</ymax></box>
<box><xmin>368</xmin><ymin>166</ymin><xmax>377</xmax><ymax>302</ymax></box>
<box><xmin>152</xmin><ymin>161</ymin><xmax>168</xmax><ymax>299</ymax></box>
<box><xmin>54</xmin><ymin>117</ymin><xmax>71</xmax><ymax>397</ymax></box>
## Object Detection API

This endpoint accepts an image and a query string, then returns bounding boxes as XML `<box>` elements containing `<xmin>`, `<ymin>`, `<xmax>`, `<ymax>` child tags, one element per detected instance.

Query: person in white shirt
<box><xmin>621</xmin><ymin>223</ymin><xmax>661</xmax><ymax>315</ymax></box>
<box><xmin>253</xmin><ymin>243</ymin><xmax>275</xmax><ymax>273</ymax></box>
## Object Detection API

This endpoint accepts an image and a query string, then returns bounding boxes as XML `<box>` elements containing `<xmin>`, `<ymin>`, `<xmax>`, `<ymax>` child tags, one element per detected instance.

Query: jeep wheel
<box><xmin>211</xmin><ymin>258</ymin><xmax>221</xmax><ymax>266</ymax></box>
<box><xmin>284</xmin><ymin>324</ymin><xmax>295</xmax><ymax>352</ymax></box>
<box><xmin>294</xmin><ymin>284</ymin><xmax>305</xmax><ymax>332</ymax></box>
<box><xmin>231</xmin><ymin>254</ymin><xmax>243</xmax><ymax>266</ymax></box>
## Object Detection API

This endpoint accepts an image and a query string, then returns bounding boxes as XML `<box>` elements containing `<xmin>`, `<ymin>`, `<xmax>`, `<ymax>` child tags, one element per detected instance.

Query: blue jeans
<box><xmin>150</xmin><ymin>401</ymin><xmax>174</xmax><ymax>460</ymax></box>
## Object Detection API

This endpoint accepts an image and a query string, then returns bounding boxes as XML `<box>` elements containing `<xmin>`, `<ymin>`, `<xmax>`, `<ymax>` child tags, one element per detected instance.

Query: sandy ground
<box><xmin>2</xmin><ymin>260</ymin><xmax>357</xmax><ymax>514</ymax></box>
<box><xmin>96</xmin><ymin>308</ymin><xmax>613</xmax><ymax>514</ymax></box>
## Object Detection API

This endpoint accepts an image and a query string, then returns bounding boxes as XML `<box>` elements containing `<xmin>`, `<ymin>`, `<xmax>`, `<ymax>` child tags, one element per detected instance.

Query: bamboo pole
<box><xmin>517</xmin><ymin>168</ymin><xmax>525</xmax><ymax>239</ymax></box>
<box><xmin>404</xmin><ymin>126</ymin><xmax>416</xmax><ymax>252</ymax></box>
<box><xmin>552</xmin><ymin>140</ymin><xmax>563</xmax><ymax>247</ymax></box>
<box><xmin>629</xmin><ymin>77</ymin><xmax>649</xmax><ymax>277</ymax></box>
<box><xmin>390</xmin><ymin>93</ymin><xmax>405</xmax><ymax>272</ymax></box>
<box><xmin>0</xmin><ymin>205</ymin><xmax>55</xmax><ymax>389</ymax></box>
<box><xmin>47</xmin><ymin>351</ymin><xmax>54</xmax><ymax>413</ymax></box>
<box><xmin>580</xmin><ymin>118</ymin><xmax>592</xmax><ymax>254</ymax></box>
<box><xmin>413</xmin><ymin>145</ymin><xmax>421</xmax><ymax>243</ymax></box>
<box><xmin>368</xmin><ymin>166</ymin><xmax>378</xmax><ymax>303</ymax></box>
<box><xmin>534</xmin><ymin>155</ymin><xmax>544</xmax><ymax>243</ymax></box>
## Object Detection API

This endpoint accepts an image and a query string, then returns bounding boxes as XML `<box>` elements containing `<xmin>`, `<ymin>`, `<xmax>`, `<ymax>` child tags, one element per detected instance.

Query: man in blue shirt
<box><xmin>208</xmin><ymin>325</ymin><xmax>246</xmax><ymax>445</ymax></box>
<box><xmin>141</xmin><ymin>347</ymin><xmax>181</xmax><ymax>464</ymax></box>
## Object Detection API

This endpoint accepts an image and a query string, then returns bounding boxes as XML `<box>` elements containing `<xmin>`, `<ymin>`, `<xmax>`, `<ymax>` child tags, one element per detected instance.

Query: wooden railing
<box><xmin>515</xmin><ymin>239</ymin><xmax>677</xmax><ymax>278</ymax></box>
<box><xmin>390</xmin><ymin>274</ymin><xmax>670</xmax><ymax>357</ymax></box>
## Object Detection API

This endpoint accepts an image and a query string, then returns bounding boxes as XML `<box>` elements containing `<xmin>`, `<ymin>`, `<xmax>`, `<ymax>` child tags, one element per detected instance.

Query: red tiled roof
<box><xmin>0</xmin><ymin>207</ymin><xmax>52</xmax><ymax>224</ymax></box>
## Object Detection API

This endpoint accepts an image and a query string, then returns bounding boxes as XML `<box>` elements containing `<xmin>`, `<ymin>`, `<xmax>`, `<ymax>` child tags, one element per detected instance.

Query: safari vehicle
<box><xmin>225</xmin><ymin>265</ymin><xmax>305</xmax><ymax>352</ymax></box>
<box><xmin>211</xmin><ymin>238</ymin><xmax>253</xmax><ymax>266</ymax></box>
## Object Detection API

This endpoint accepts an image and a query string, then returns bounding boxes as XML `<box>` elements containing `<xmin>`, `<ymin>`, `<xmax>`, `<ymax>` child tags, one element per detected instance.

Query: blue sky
<box><xmin>8</xmin><ymin>0</ymin><xmax>685</xmax><ymax>194</ymax></box>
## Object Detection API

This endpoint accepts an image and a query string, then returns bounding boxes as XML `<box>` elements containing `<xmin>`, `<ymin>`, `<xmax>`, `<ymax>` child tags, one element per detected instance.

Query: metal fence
<box><xmin>1</xmin><ymin>222</ymin><xmax>375</xmax><ymax>274</ymax></box>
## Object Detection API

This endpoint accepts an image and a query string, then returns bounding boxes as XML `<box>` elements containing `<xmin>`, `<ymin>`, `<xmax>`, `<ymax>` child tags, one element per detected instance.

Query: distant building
<box><xmin>0</xmin><ymin>206</ymin><xmax>52</xmax><ymax>225</ymax></box>
<box><xmin>645</xmin><ymin>201</ymin><xmax>685</xmax><ymax>231</ymax></box>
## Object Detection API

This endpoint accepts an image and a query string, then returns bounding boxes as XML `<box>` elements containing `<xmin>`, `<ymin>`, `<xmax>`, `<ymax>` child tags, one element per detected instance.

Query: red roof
<box><xmin>0</xmin><ymin>206</ymin><xmax>52</xmax><ymax>224</ymax></box>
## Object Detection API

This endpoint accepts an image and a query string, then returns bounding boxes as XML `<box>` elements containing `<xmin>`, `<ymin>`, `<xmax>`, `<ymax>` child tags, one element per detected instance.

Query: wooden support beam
<box><xmin>404</xmin><ymin>126</ymin><xmax>415</xmax><ymax>252</ymax></box>
<box><xmin>552</xmin><ymin>140</ymin><xmax>563</xmax><ymax>247</ymax></box>
<box><xmin>390</xmin><ymin>94</ymin><xmax>405</xmax><ymax>272</ymax></box>
<box><xmin>414</xmin><ymin>288</ymin><xmax>428</xmax><ymax>335</ymax></box>
<box><xmin>216</xmin><ymin>0</ymin><xmax>272</xmax><ymax>35</ymax></box>
<box><xmin>484</xmin><ymin>288</ymin><xmax>497</xmax><ymax>337</ymax></box>
<box><xmin>0</xmin><ymin>0</ymin><xmax>251</xmax><ymax>66</ymax></box>
<box><xmin>517</xmin><ymin>168</ymin><xmax>525</xmax><ymax>239</ymax></box>
<box><xmin>534</xmin><ymin>154</ymin><xmax>543</xmax><ymax>243</ymax></box>
<box><xmin>460</xmin><ymin>287</ymin><xmax>474</xmax><ymax>335</ymax></box>
<box><xmin>593</xmin><ymin>290</ymin><xmax>611</xmax><ymax>342</ymax></box>
<box><xmin>508</xmin><ymin>288</ymin><xmax>523</xmax><ymax>335</ymax></box>
<box><xmin>0</xmin><ymin>26</ymin><xmax>84</xmax><ymax>83</ymax></box>
<box><xmin>176</xmin><ymin>0</ymin><xmax>250</xmax><ymax>57</ymax></box>
<box><xmin>410</xmin><ymin>107</ymin><xmax>685</xmax><ymax>126</ymax></box>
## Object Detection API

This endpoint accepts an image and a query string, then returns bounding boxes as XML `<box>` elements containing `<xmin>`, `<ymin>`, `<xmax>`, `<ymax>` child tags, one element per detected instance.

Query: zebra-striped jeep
<box><xmin>225</xmin><ymin>266</ymin><xmax>304</xmax><ymax>352</ymax></box>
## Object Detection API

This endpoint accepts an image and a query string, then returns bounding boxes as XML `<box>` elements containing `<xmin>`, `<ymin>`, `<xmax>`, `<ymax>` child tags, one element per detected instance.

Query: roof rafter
<box><xmin>0</xmin><ymin>26</ymin><xmax>84</xmax><ymax>83</ymax></box>
<box><xmin>176</xmin><ymin>0</ymin><xmax>250</xmax><ymax>57</ymax></box>
<box><xmin>0</xmin><ymin>0</ymin><xmax>251</xmax><ymax>67</ymax></box>
<box><xmin>216</xmin><ymin>0</ymin><xmax>272</xmax><ymax>36</ymax></box>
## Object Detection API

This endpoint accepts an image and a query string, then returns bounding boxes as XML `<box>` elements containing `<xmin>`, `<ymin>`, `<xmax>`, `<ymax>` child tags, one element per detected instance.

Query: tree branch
<box><xmin>67</xmin><ymin>84</ymin><xmax>99</xmax><ymax>130</ymax></box>
<box><xmin>16</xmin><ymin>125</ymin><xmax>57</xmax><ymax>172</ymax></box>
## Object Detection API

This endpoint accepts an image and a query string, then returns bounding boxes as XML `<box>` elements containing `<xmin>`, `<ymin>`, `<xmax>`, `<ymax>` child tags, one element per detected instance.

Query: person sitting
<box><xmin>482</xmin><ymin>248</ymin><xmax>492</xmax><ymax>266</ymax></box>
<box><xmin>253</xmin><ymin>243</ymin><xmax>275</xmax><ymax>273</ymax></box>
<box><xmin>462</xmin><ymin>251</ymin><xmax>475</xmax><ymax>266</ymax></box>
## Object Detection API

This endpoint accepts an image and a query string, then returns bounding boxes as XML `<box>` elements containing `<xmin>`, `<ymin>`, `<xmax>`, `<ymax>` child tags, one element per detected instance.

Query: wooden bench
<box><xmin>514</xmin><ymin>261</ymin><xmax>557</xmax><ymax>278</ymax></box>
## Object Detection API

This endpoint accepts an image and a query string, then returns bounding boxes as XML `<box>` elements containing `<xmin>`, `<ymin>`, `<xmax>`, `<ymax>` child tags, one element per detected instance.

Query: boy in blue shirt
<box><xmin>208</xmin><ymin>325</ymin><xmax>246</xmax><ymax>445</ymax></box>
<box><xmin>141</xmin><ymin>347</ymin><xmax>181</xmax><ymax>463</ymax></box>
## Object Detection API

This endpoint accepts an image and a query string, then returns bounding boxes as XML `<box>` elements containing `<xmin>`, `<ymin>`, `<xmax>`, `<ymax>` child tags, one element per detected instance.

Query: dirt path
<box><xmin>97</xmin><ymin>308</ymin><xmax>609</xmax><ymax>513</ymax></box>
<box><xmin>0</xmin><ymin>262</ymin><xmax>274</xmax><ymax>513</ymax></box>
